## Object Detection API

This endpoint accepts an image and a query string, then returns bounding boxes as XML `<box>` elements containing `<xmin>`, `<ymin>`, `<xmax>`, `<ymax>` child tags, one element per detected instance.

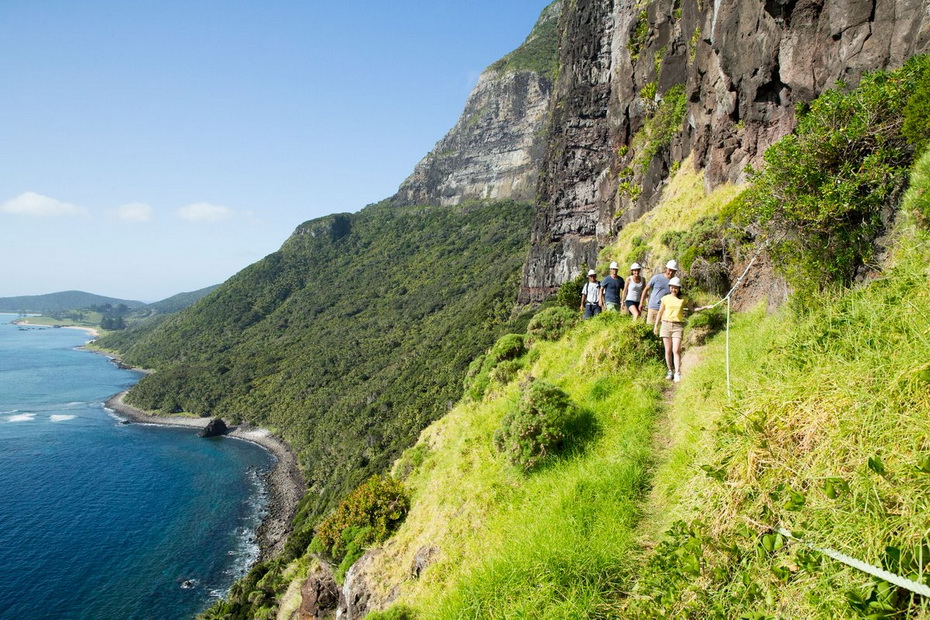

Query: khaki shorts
<box><xmin>647</xmin><ymin>308</ymin><xmax>660</xmax><ymax>325</ymax></box>
<box><xmin>659</xmin><ymin>320</ymin><xmax>684</xmax><ymax>339</ymax></box>
<box><xmin>605</xmin><ymin>301</ymin><xmax>619</xmax><ymax>311</ymax></box>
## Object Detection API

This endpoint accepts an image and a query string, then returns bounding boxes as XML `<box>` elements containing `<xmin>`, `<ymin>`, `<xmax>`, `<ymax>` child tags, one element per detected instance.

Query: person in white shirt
<box><xmin>579</xmin><ymin>269</ymin><xmax>602</xmax><ymax>319</ymax></box>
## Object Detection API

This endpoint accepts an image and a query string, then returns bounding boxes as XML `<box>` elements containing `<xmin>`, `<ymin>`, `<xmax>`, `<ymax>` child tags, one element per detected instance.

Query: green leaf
<box><xmin>868</xmin><ymin>455</ymin><xmax>887</xmax><ymax>476</ymax></box>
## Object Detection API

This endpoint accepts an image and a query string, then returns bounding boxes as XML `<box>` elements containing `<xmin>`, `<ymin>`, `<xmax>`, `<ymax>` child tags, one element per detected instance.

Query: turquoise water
<box><xmin>0</xmin><ymin>315</ymin><xmax>273</xmax><ymax>619</ymax></box>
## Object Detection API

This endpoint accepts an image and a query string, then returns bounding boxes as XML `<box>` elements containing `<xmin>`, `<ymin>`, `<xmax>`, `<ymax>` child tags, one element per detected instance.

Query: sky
<box><xmin>0</xmin><ymin>0</ymin><xmax>551</xmax><ymax>302</ymax></box>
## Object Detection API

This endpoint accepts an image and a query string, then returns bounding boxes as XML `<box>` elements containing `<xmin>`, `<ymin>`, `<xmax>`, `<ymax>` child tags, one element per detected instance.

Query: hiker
<box><xmin>621</xmin><ymin>262</ymin><xmax>645</xmax><ymax>320</ymax></box>
<box><xmin>653</xmin><ymin>276</ymin><xmax>710</xmax><ymax>382</ymax></box>
<box><xmin>579</xmin><ymin>269</ymin><xmax>602</xmax><ymax>319</ymax></box>
<box><xmin>600</xmin><ymin>262</ymin><xmax>624</xmax><ymax>311</ymax></box>
<box><xmin>641</xmin><ymin>259</ymin><xmax>679</xmax><ymax>327</ymax></box>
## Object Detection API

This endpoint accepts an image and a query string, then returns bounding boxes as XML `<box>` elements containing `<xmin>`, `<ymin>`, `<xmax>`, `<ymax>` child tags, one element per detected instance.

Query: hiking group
<box><xmin>580</xmin><ymin>259</ymin><xmax>709</xmax><ymax>383</ymax></box>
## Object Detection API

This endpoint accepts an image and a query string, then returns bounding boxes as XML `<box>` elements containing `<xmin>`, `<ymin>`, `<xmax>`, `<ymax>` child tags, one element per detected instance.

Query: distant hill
<box><xmin>0</xmin><ymin>291</ymin><xmax>146</xmax><ymax>314</ymax></box>
<box><xmin>147</xmin><ymin>285</ymin><xmax>220</xmax><ymax>314</ymax></box>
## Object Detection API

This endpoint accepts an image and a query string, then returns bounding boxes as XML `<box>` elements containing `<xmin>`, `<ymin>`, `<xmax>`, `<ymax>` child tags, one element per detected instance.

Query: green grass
<box><xmin>361</xmin><ymin>312</ymin><xmax>667</xmax><ymax>618</ymax></box>
<box><xmin>624</xmin><ymin>220</ymin><xmax>930</xmax><ymax>618</ymax></box>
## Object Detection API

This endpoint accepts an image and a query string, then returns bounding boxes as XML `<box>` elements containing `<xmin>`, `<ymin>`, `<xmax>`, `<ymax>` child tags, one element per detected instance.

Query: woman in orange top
<box><xmin>653</xmin><ymin>277</ymin><xmax>710</xmax><ymax>382</ymax></box>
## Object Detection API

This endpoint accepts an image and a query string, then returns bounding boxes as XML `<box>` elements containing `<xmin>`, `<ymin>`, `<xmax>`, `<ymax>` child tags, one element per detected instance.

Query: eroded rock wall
<box><xmin>519</xmin><ymin>0</ymin><xmax>930</xmax><ymax>303</ymax></box>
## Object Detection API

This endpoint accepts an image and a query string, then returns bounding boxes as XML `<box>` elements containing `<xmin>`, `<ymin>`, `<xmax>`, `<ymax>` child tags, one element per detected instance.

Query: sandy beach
<box><xmin>12</xmin><ymin>318</ymin><xmax>100</xmax><ymax>339</ymax></box>
<box><xmin>104</xmin><ymin>390</ymin><xmax>306</xmax><ymax>561</ymax></box>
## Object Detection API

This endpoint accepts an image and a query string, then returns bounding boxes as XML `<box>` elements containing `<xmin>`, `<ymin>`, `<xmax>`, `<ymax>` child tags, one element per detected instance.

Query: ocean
<box><xmin>0</xmin><ymin>314</ymin><xmax>274</xmax><ymax>619</ymax></box>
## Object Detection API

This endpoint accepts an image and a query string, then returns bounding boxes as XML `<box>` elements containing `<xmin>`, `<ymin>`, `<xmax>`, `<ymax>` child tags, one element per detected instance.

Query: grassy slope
<box><xmin>623</xmin><ymin>221</ymin><xmax>930</xmax><ymax>618</ymax></box>
<box><xmin>372</xmin><ymin>314</ymin><xmax>666</xmax><ymax>618</ymax></box>
<box><xmin>354</xmin><ymin>161</ymin><xmax>930</xmax><ymax>618</ymax></box>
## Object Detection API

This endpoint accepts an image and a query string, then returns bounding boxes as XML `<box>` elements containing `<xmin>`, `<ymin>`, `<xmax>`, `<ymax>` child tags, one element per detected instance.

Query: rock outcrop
<box><xmin>518</xmin><ymin>0</ymin><xmax>930</xmax><ymax>303</ymax></box>
<box><xmin>299</xmin><ymin>563</ymin><xmax>339</xmax><ymax>620</ymax></box>
<box><xmin>392</xmin><ymin>2</ymin><xmax>561</xmax><ymax>207</ymax></box>
<box><xmin>198</xmin><ymin>417</ymin><xmax>228</xmax><ymax>437</ymax></box>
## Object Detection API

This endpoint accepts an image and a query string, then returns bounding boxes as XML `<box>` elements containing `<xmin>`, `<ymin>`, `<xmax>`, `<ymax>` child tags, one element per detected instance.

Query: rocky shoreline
<box><xmin>104</xmin><ymin>390</ymin><xmax>305</xmax><ymax>562</ymax></box>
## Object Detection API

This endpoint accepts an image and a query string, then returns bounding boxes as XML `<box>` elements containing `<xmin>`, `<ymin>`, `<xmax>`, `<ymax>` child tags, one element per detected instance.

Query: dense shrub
<box><xmin>494</xmin><ymin>380</ymin><xmax>578</xmax><ymax>471</ymax></box>
<box><xmin>555</xmin><ymin>272</ymin><xmax>587</xmax><ymax>309</ymax></box>
<box><xmin>902</xmin><ymin>61</ymin><xmax>930</xmax><ymax>153</ymax></box>
<box><xmin>312</xmin><ymin>475</ymin><xmax>409</xmax><ymax>574</ymax></box>
<box><xmin>464</xmin><ymin>334</ymin><xmax>527</xmax><ymax>399</ymax></box>
<box><xmin>526</xmin><ymin>306</ymin><xmax>579</xmax><ymax>344</ymax></box>
<box><xmin>737</xmin><ymin>55</ymin><xmax>930</xmax><ymax>288</ymax></box>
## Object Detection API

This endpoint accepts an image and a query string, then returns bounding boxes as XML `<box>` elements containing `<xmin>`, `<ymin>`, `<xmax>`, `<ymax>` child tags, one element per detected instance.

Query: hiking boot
<box><xmin>665</xmin><ymin>370</ymin><xmax>673</xmax><ymax>380</ymax></box>
<box><xmin>673</xmin><ymin>372</ymin><xmax>681</xmax><ymax>383</ymax></box>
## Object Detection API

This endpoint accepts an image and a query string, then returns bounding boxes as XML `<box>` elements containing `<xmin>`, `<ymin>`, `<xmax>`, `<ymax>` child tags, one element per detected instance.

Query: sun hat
<box><xmin>630</xmin><ymin>262</ymin><xmax>642</xmax><ymax>271</ymax></box>
<box><xmin>609</xmin><ymin>261</ymin><xmax>619</xmax><ymax>270</ymax></box>
<box><xmin>668</xmin><ymin>276</ymin><xmax>682</xmax><ymax>287</ymax></box>
<box><xmin>666</xmin><ymin>260</ymin><xmax>679</xmax><ymax>271</ymax></box>
<box><xmin>587</xmin><ymin>269</ymin><xmax>597</xmax><ymax>276</ymax></box>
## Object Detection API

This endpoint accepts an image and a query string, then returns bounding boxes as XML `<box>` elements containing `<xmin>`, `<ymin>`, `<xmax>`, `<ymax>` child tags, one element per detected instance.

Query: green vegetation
<box><xmin>311</xmin><ymin>474</ymin><xmax>409</xmax><ymax>582</ymax></box>
<box><xmin>464</xmin><ymin>333</ymin><xmax>527</xmax><ymax>400</ymax></box>
<box><xmin>632</xmin><ymin>84</ymin><xmax>688</xmax><ymax>173</ymax></box>
<box><xmin>628</xmin><ymin>9</ymin><xmax>650</xmax><ymax>62</ymax></box>
<box><xmin>101</xmin><ymin>200</ymin><xmax>535</xmax><ymax>519</ymax></box>
<box><xmin>623</xmin><ymin>218</ymin><xmax>930</xmax><ymax>618</ymax></box>
<box><xmin>493</xmin><ymin>379</ymin><xmax>581</xmax><ymax>471</ymax></box>
<box><xmin>362</xmin><ymin>313</ymin><xmax>667</xmax><ymax>618</ymax></box>
<box><xmin>489</xmin><ymin>1</ymin><xmax>561</xmax><ymax>79</ymax></box>
<box><xmin>737</xmin><ymin>55</ymin><xmax>930</xmax><ymax>289</ymax></box>
<box><xmin>525</xmin><ymin>305</ymin><xmax>578</xmax><ymax>344</ymax></box>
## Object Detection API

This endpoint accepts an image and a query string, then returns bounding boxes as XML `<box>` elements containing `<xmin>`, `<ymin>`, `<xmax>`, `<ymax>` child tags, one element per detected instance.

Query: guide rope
<box><xmin>775</xmin><ymin>528</ymin><xmax>930</xmax><ymax>599</ymax></box>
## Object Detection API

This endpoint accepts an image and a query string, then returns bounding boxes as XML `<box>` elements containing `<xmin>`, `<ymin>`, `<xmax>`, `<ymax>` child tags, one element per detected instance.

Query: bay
<box><xmin>0</xmin><ymin>314</ymin><xmax>272</xmax><ymax>619</ymax></box>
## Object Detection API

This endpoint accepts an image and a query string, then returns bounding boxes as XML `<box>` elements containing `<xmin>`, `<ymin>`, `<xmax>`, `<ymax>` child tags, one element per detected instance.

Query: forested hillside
<box><xmin>98</xmin><ymin>201</ymin><xmax>535</xmax><ymax>515</ymax></box>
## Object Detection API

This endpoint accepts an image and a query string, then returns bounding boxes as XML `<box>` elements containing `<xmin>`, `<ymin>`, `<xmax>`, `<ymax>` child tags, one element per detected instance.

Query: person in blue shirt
<box><xmin>599</xmin><ymin>262</ymin><xmax>624</xmax><ymax>311</ymax></box>
<box><xmin>640</xmin><ymin>259</ymin><xmax>679</xmax><ymax>327</ymax></box>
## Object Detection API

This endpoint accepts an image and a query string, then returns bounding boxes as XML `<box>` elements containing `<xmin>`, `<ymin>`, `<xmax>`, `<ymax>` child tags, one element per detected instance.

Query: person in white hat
<box><xmin>641</xmin><ymin>259</ymin><xmax>679</xmax><ymax>327</ymax></box>
<box><xmin>653</xmin><ymin>276</ymin><xmax>710</xmax><ymax>382</ymax></box>
<box><xmin>621</xmin><ymin>262</ymin><xmax>645</xmax><ymax>319</ymax></box>
<box><xmin>579</xmin><ymin>268</ymin><xmax>602</xmax><ymax>319</ymax></box>
<box><xmin>599</xmin><ymin>261</ymin><xmax>624</xmax><ymax>311</ymax></box>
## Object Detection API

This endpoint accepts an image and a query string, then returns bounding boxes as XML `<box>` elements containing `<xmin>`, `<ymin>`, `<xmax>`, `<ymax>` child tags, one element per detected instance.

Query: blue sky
<box><xmin>0</xmin><ymin>1</ymin><xmax>551</xmax><ymax>301</ymax></box>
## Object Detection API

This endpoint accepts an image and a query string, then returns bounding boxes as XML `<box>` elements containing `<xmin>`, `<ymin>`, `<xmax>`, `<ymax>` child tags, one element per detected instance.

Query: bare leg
<box><xmin>672</xmin><ymin>336</ymin><xmax>682</xmax><ymax>373</ymax></box>
<box><xmin>630</xmin><ymin>304</ymin><xmax>641</xmax><ymax>320</ymax></box>
<box><xmin>663</xmin><ymin>336</ymin><xmax>674</xmax><ymax>372</ymax></box>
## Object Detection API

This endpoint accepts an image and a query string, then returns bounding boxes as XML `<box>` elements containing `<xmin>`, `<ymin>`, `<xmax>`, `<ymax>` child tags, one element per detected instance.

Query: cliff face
<box><xmin>518</xmin><ymin>0</ymin><xmax>930</xmax><ymax>303</ymax></box>
<box><xmin>392</xmin><ymin>2</ymin><xmax>561</xmax><ymax>207</ymax></box>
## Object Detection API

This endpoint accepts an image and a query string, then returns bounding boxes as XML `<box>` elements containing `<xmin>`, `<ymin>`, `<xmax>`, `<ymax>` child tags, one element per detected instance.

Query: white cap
<box><xmin>609</xmin><ymin>261</ymin><xmax>619</xmax><ymax>270</ymax></box>
<box><xmin>666</xmin><ymin>260</ymin><xmax>679</xmax><ymax>271</ymax></box>
<box><xmin>630</xmin><ymin>262</ymin><xmax>642</xmax><ymax>271</ymax></box>
<box><xmin>587</xmin><ymin>269</ymin><xmax>597</xmax><ymax>276</ymax></box>
<box><xmin>669</xmin><ymin>276</ymin><xmax>682</xmax><ymax>287</ymax></box>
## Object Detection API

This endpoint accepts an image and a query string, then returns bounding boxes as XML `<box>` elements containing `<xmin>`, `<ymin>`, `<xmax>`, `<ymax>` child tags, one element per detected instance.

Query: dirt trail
<box><xmin>640</xmin><ymin>344</ymin><xmax>706</xmax><ymax>545</ymax></box>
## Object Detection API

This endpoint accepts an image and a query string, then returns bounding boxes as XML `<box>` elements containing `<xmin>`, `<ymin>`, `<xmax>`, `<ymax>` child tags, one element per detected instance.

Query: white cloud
<box><xmin>175</xmin><ymin>202</ymin><xmax>236</xmax><ymax>223</ymax></box>
<box><xmin>1</xmin><ymin>192</ymin><xmax>88</xmax><ymax>218</ymax></box>
<box><xmin>113</xmin><ymin>202</ymin><xmax>153</xmax><ymax>223</ymax></box>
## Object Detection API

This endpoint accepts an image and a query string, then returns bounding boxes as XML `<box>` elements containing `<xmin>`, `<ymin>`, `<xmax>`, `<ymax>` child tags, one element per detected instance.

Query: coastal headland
<box><xmin>104</xmin><ymin>390</ymin><xmax>305</xmax><ymax>561</ymax></box>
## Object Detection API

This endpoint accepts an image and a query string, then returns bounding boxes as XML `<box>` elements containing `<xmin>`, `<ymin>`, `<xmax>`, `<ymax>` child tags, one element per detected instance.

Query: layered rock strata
<box><xmin>392</xmin><ymin>2</ymin><xmax>561</xmax><ymax>207</ymax></box>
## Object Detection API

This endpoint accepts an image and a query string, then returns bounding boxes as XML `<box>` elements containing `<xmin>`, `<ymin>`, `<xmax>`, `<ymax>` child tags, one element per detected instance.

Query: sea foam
<box><xmin>6</xmin><ymin>413</ymin><xmax>36</xmax><ymax>422</ymax></box>
<box><xmin>50</xmin><ymin>415</ymin><xmax>77</xmax><ymax>422</ymax></box>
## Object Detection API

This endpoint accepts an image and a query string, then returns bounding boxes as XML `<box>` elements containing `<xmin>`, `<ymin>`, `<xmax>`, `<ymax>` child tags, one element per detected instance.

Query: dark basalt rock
<box><xmin>198</xmin><ymin>417</ymin><xmax>228</xmax><ymax>438</ymax></box>
<box><xmin>299</xmin><ymin>563</ymin><xmax>339</xmax><ymax>620</ymax></box>
<box><xmin>410</xmin><ymin>545</ymin><xmax>439</xmax><ymax>579</ymax></box>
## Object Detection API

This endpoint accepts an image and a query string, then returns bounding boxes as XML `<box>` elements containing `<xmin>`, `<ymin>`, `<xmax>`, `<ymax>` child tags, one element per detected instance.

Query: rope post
<box><xmin>725</xmin><ymin>296</ymin><xmax>731</xmax><ymax>399</ymax></box>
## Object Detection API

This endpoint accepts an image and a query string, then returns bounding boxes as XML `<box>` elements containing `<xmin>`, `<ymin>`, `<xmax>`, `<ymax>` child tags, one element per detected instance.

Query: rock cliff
<box><xmin>392</xmin><ymin>2</ymin><xmax>561</xmax><ymax>207</ymax></box>
<box><xmin>518</xmin><ymin>0</ymin><xmax>930</xmax><ymax>303</ymax></box>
